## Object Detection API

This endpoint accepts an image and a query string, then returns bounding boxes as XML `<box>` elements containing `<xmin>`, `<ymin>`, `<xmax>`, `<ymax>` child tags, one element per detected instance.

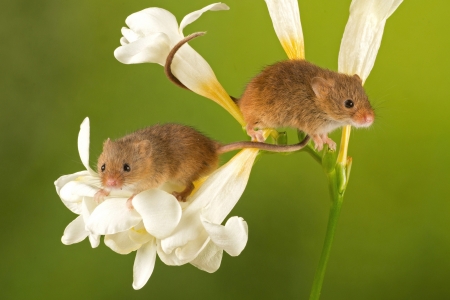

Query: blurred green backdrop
<box><xmin>2</xmin><ymin>0</ymin><xmax>449</xmax><ymax>299</ymax></box>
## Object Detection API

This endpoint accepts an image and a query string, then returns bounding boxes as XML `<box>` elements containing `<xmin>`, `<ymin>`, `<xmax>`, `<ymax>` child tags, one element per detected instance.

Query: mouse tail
<box><xmin>165</xmin><ymin>32</ymin><xmax>240</xmax><ymax>103</ymax></box>
<box><xmin>217</xmin><ymin>135</ymin><xmax>310</xmax><ymax>154</ymax></box>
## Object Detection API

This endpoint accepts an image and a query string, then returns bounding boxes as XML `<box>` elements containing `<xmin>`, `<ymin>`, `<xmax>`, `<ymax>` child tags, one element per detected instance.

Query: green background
<box><xmin>2</xmin><ymin>0</ymin><xmax>449</xmax><ymax>299</ymax></box>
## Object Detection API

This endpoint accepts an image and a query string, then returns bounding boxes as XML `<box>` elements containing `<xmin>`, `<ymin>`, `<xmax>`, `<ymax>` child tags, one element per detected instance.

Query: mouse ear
<box><xmin>103</xmin><ymin>138</ymin><xmax>112</xmax><ymax>148</ymax></box>
<box><xmin>311</xmin><ymin>77</ymin><xmax>333</xmax><ymax>98</ymax></box>
<box><xmin>353</xmin><ymin>74</ymin><xmax>362</xmax><ymax>84</ymax></box>
<box><xmin>135</xmin><ymin>140</ymin><xmax>151</xmax><ymax>156</ymax></box>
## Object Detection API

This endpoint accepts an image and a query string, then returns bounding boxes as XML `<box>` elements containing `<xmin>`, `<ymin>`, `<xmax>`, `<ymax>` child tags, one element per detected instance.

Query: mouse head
<box><xmin>311</xmin><ymin>74</ymin><xmax>374</xmax><ymax>128</ymax></box>
<box><xmin>97</xmin><ymin>138</ymin><xmax>152</xmax><ymax>191</ymax></box>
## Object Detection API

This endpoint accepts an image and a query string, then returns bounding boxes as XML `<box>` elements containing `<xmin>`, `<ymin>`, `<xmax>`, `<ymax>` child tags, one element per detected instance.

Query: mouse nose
<box><xmin>106</xmin><ymin>178</ymin><xmax>119</xmax><ymax>187</ymax></box>
<box><xmin>364</xmin><ymin>113</ymin><xmax>374</xmax><ymax>125</ymax></box>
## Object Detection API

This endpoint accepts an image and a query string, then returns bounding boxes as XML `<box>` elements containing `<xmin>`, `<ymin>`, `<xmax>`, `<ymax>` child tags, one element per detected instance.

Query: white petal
<box><xmin>265</xmin><ymin>0</ymin><xmax>305</xmax><ymax>59</ymax></box>
<box><xmin>189</xmin><ymin>240</ymin><xmax>223</xmax><ymax>273</ymax></box>
<box><xmin>81</xmin><ymin>197</ymin><xmax>97</xmax><ymax>224</ymax></box>
<box><xmin>105</xmin><ymin>231</ymin><xmax>141</xmax><ymax>254</ymax></box>
<box><xmin>86</xmin><ymin>198</ymin><xmax>141</xmax><ymax>235</ymax></box>
<box><xmin>201</xmin><ymin>149</ymin><xmax>258</xmax><ymax>223</ymax></box>
<box><xmin>157</xmin><ymin>241</ymin><xmax>187</xmax><ymax>266</ymax></box>
<box><xmin>114</xmin><ymin>33</ymin><xmax>170</xmax><ymax>65</ymax></box>
<box><xmin>174</xmin><ymin>231</ymin><xmax>210</xmax><ymax>263</ymax></box>
<box><xmin>89</xmin><ymin>234</ymin><xmax>100</xmax><ymax>248</ymax></box>
<box><xmin>179</xmin><ymin>3</ymin><xmax>230</xmax><ymax>33</ymax></box>
<box><xmin>121</xmin><ymin>27</ymin><xmax>141</xmax><ymax>43</ymax></box>
<box><xmin>61</xmin><ymin>215</ymin><xmax>89</xmax><ymax>245</ymax></box>
<box><xmin>201</xmin><ymin>216</ymin><xmax>248</xmax><ymax>256</ymax></box>
<box><xmin>338</xmin><ymin>0</ymin><xmax>403</xmax><ymax>83</ymax></box>
<box><xmin>161</xmin><ymin>149</ymin><xmax>257</xmax><ymax>254</ymax></box>
<box><xmin>125</xmin><ymin>8</ymin><xmax>181</xmax><ymax>42</ymax></box>
<box><xmin>120</xmin><ymin>37</ymin><xmax>128</xmax><ymax>46</ymax></box>
<box><xmin>128</xmin><ymin>222</ymin><xmax>153</xmax><ymax>245</ymax></box>
<box><xmin>59</xmin><ymin>180</ymin><xmax>98</xmax><ymax>202</ymax></box>
<box><xmin>77</xmin><ymin>117</ymin><xmax>96</xmax><ymax>175</ymax></box>
<box><xmin>133</xmin><ymin>238</ymin><xmax>157</xmax><ymax>290</ymax></box>
<box><xmin>54</xmin><ymin>171</ymin><xmax>90</xmax><ymax>196</ymax></box>
<box><xmin>133</xmin><ymin>189</ymin><xmax>182</xmax><ymax>239</ymax></box>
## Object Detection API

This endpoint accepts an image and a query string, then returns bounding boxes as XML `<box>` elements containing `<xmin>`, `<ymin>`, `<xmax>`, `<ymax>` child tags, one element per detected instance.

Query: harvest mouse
<box><xmin>95</xmin><ymin>123</ymin><xmax>310</xmax><ymax>206</ymax></box>
<box><xmin>165</xmin><ymin>32</ymin><xmax>375</xmax><ymax>151</ymax></box>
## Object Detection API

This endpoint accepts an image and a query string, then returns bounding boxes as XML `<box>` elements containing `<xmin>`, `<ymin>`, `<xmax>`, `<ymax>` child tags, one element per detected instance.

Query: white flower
<box><xmin>265</xmin><ymin>0</ymin><xmax>305</xmax><ymax>60</ymax></box>
<box><xmin>159</xmin><ymin>149</ymin><xmax>257</xmax><ymax>272</ymax></box>
<box><xmin>114</xmin><ymin>2</ymin><xmax>245</xmax><ymax>125</ymax></box>
<box><xmin>55</xmin><ymin>117</ymin><xmax>184</xmax><ymax>289</ymax></box>
<box><xmin>338</xmin><ymin>0</ymin><xmax>403</xmax><ymax>83</ymax></box>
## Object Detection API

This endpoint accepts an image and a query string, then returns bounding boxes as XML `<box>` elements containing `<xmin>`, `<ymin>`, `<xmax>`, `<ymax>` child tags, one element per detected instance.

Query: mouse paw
<box><xmin>246</xmin><ymin>124</ymin><xmax>265</xmax><ymax>142</ymax></box>
<box><xmin>172</xmin><ymin>192</ymin><xmax>188</xmax><ymax>202</ymax></box>
<box><xmin>312</xmin><ymin>135</ymin><xmax>324</xmax><ymax>151</ymax></box>
<box><xmin>320</xmin><ymin>134</ymin><xmax>336</xmax><ymax>151</ymax></box>
<box><xmin>94</xmin><ymin>189</ymin><xmax>109</xmax><ymax>204</ymax></box>
<box><xmin>126</xmin><ymin>195</ymin><xmax>135</xmax><ymax>210</ymax></box>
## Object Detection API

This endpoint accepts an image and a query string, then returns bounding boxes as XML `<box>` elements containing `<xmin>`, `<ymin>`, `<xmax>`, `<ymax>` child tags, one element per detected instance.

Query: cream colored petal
<box><xmin>170</xmin><ymin>44</ymin><xmax>245</xmax><ymax>125</ymax></box>
<box><xmin>61</xmin><ymin>216</ymin><xmax>89</xmax><ymax>245</ymax></box>
<box><xmin>114</xmin><ymin>32</ymin><xmax>171</xmax><ymax>65</ymax></box>
<box><xmin>161</xmin><ymin>149</ymin><xmax>257</xmax><ymax>254</ymax></box>
<box><xmin>121</xmin><ymin>27</ymin><xmax>141</xmax><ymax>43</ymax></box>
<box><xmin>128</xmin><ymin>222</ymin><xmax>153</xmax><ymax>245</ymax></box>
<box><xmin>133</xmin><ymin>238</ymin><xmax>157</xmax><ymax>290</ymax></box>
<box><xmin>189</xmin><ymin>240</ymin><xmax>223</xmax><ymax>273</ymax></box>
<box><xmin>125</xmin><ymin>8</ymin><xmax>181</xmax><ymax>42</ymax></box>
<box><xmin>105</xmin><ymin>231</ymin><xmax>141</xmax><ymax>254</ymax></box>
<box><xmin>157</xmin><ymin>241</ymin><xmax>187</xmax><ymax>266</ymax></box>
<box><xmin>88</xmin><ymin>234</ymin><xmax>100</xmax><ymax>248</ymax></box>
<box><xmin>77</xmin><ymin>117</ymin><xmax>96</xmax><ymax>176</ymax></box>
<box><xmin>265</xmin><ymin>0</ymin><xmax>305</xmax><ymax>59</ymax></box>
<box><xmin>338</xmin><ymin>0</ymin><xmax>403</xmax><ymax>83</ymax></box>
<box><xmin>179</xmin><ymin>3</ymin><xmax>230</xmax><ymax>34</ymax></box>
<box><xmin>86</xmin><ymin>198</ymin><xmax>141</xmax><ymax>235</ymax></box>
<box><xmin>133</xmin><ymin>189</ymin><xmax>182</xmax><ymax>239</ymax></box>
<box><xmin>201</xmin><ymin>216</ymin><xmax>248</xmax><ymax>256</ymax></box>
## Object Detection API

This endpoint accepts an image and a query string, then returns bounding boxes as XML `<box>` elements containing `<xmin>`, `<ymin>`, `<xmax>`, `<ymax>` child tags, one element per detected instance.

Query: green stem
<box><xmin>309</xmin><ymin>170</ymin><xmax>345</xmax><ymax>300</ymax></box>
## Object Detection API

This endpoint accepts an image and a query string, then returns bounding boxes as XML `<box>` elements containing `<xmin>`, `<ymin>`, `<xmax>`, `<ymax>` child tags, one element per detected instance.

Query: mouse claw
<box><xmin>246</xmin><ymin>124</ymin><xmax>265</xmax><ymax>142</ymax></box>
<box><xmin>312</xmin><ymin>135</ymin><xmax>324</xmax><ymax>151</ymax></box>
<box><xmin>320</xmin><ymin>134</ymin><xmax>336</xmax><ymax>151</ymax></box>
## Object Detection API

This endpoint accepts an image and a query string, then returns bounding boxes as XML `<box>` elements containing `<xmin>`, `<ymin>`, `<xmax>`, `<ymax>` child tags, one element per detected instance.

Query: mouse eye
<box><xmin>123</xmin><ymin>163</ymin><xmax>131</xmax><ymax>172</ymax></box>
<box><xmin>101</xmin><ymin>164</ymin><xmax>106</xmax><ymax>172</ymax></box>
<box><xmin>344</xmin><ymin>99</ymin><xmax>354</xmax><ymax>108</ymax></box>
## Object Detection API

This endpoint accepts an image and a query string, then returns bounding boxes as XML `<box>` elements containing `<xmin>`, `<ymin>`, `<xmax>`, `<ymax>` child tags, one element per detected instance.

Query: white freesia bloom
<box><xmin>56</xmin><ymin>117</ymin><xmax>256</xmax><ymax>289</ymax></box>
<box><xmin>338</xmin><ymin>0</ymin><xmax>403</xmax><ymax>83</ymax></box>
<box><xmin>55</xmin><ymin>117</ymin><xmax>186</xmax><ymax>289</ymax></box>
<box><xmin>159</xmin><ymin>149</ymin><xmax>257</xmax><ymax>271</ymax></box>
<box><xmin>265</xmin><ymin>0</ymin><xmax>304</xmax><ymax>59</ymax></box>
<box><xmin>114</xmin><ymin>3</ymin><xmax>244</xmax><ymax>124</ymax></box>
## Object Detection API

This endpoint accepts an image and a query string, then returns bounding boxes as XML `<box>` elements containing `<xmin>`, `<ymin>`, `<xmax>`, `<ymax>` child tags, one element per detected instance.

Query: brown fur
<box><xmin>97</xmin><ymin>124</ymin><xmax>220</xmax><ymax>200</ymax></box>
<box><xmin>238</xmin><ymin>59</ymin><xmax>374</xmax><ymax>149</ymax></box>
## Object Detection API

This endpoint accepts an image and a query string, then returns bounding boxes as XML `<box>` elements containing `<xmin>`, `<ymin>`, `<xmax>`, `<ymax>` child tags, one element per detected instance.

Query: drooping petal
<box><xmin>174</xmin><ymin>231</ymin><xmax>210</xmax><ymax>262</ymax></box>
<box><xmin>161</xmin><ymin>149</ymin><xmax>257</xmax><ymax>254</ymax></box>
<box><xmin>265</xmin><ymin>0</ymin><xmax>305</xmax><ymax>59</ymax></box>
<box><xmin>59</xmin><ymin>181</ymin><xmax>98</xmax><ymax>203</ymax></box>
<box><xmin>179</xmin><ymin>3</ymin><xmax>230</xmax><ymax>33</ymax></box>
<box><xmin>86</xmin><ymin>198</ymin><xmax>141</xmax><ymax>235</ymax></box>
<box><xmin>61</xmin><ymin>215</ymin><xmax>89</xmax><ymax>245</ymax></box>
<box><xmin>201</xmin><ymin>149</ymin><xmax>258</xmax><ymax>224</ymax></box>
<box><xmin>201</xmin><ymin>216</ymin><xmax>248</xmax><ymax>256</ymax></box>
<box><xmin>125</xmin><ymin>8</ymin><xmax>181</xmax><ymax>43</ymax></box>
<box><xmin>170</xmin><ymin>44</ymin><xmax>245</xmax><ymax>126</ymax></box>
<box><xmin>77</xmin><ymin>117</ymin><xmax>96</xmax><ymax>176</ymax></box>
<box><xmin>114</xmin><ymin>33</ymin><xmax>171</xmax><ymax>65</ymax></box>
<box><xmin>157</xmin><ymin>241</ymin><xmax>186</xmax><ymax>266</ymax></box>
<box><xmin>133</xmin><ymin>238</ymin><xmax>157</xmax><ymax>290</ymax></box>
<box><xmin>338</xmin><ymin>0</ymin><xmax>403</xmax><ymax>83</ymax></box>
<box><xmin>189</xmin><ymin>240</ymin><xmax>223</xmax><ymax>273</ymax></box>
<box><xmin>89</xmin><ymin>234</ymin><xmax>100</xmax><ymax>248</ymax></box>
<box><xmin>105</xmin><ymin>231</ymin><xmax>142</xmax><ymax>254</ymax></box>
<box><xmin>132</xmin><ymin>189</ymin><xmax>182</xmax><ymax>239</ymax></box>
